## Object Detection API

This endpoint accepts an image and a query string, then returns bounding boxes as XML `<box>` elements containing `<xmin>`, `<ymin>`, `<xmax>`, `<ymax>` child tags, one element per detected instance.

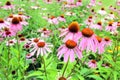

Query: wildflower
<box><xmin>6</xmin><ymin>39</ymin><xmax>16</xmax><ymax>46</ymax></box>
<box><xmin>60</xmin><ymin>22</ymin><xmax>81</xmax><ymax>42</ymax></box>
<box><xmin>10</xmin><ymin>17</ymin><xmax>22</xmax><ymax>33</ymax></box>
<box><xmin>0</xmin><ymin>18</ymin><xmax>10</xmax><ymax>30</ymax></box>
<box><xmin>30</xmin><ymin>40</ymin><xmax>53</xmax><ymax>57</ymax></box>
<box><xmin>76</xmin><ymin>0</ymin><xmax>82</xmax><ymax>6</ymax></box>
<box><xmin>57</xmin><ymin>15</ymin><xmax>66</xmax><ymax>22</ymax></box>
<box><xmin>57</xmin><ymin>40</ymin><xmax>82</xmax><ymax>62</ymax></box>
<box><xmin>88</xmin><ymin>60</ymin><xmax>97</xmax><ymax>68</ymax></box>
<box><xmin>79</xmin><ymin>28</ymin><xmax>97</xmax><ymax>52</ymax></box>
<box><xmin>106</xmin><ymin>21</ymin><xmax>117</xmax><ymax>32</ymax></box>
<box><xmin>98</xmin><ymin>8</ymin><xmax>107</xmax><ymax>15</ymax></box>
<box><xmin>2</xmin><ymin>1</ymin><xmax>14</xmax><ymax>10</ymax></box>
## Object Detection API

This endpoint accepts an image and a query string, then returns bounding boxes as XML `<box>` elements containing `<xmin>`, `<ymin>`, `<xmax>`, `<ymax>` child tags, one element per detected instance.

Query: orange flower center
<box><xmin>43</xmin><ymin>28</ymin><xmax>47</xmax><ymax>31</ymax></box>
<box><xmin>96</xmin><ymin>36</ymin><xmax>102</xmax><ymax>43</ymax></box>
<box><xmin>68</xmin><ymin>22</ymin><xmax>79</xmax><ymax>33</ymax></box>
<box><xmin>78</xmin><ymin>0</ymin><xmax>82</xmax><ymax>2</ymax></box>
<box><xmin>5</xmin><ymin>31</ymin><xmax>11</xmax><ymax>35</ymax></box>
<box><xmin>0</xmin><ymin>19</ymin><xmax>4</xmax><ymax>23</ymax></box>
<box><xmin>51</xmin><ymin>16</ymin><xmax>55</xmax><ymax>19</ymax></box>
<box><xmin>18</xmin><ymin>17</ymin><xmax>23</xmax><ymax>22</ymax></box>
<box><xmin>65</xmin><ymin>40</ymin><xmax>77</xmax><ymax>49</ymax></box>
<box><xmin>6</xmin><ymin>1</ymin><xmax>11</xmax><ymax>6</ymax></box>
<box><xmin>12</xmin><ymin>17</ymin><xmax>20</xmax><ymax>24</ymax></box>
<box><xmin>101</xmin><ymin>7</ymin><xmax>105</xmax><ymax>10</ymax></box>
<box><xmin>18</xmin><ymin>12</ymin><xmax>23</xmax><ymax>15</ymax></box>
<box><xmin>82</xmin><ymin>28</ymin><xmax>94</xmax><ymax>37</ymax></box>
<box><xmin>108</xmin><ymin>21</ymin><xmax>113</xmax><ymax>26</ymax></box>
<box><xmin>104</xmin><ymin>37</ymin><xmax>110</xmax><ymax>41</ymax></box>
<box><xmin>59</xmin><ymin>77</ymin><xmax>66</xmax><ymax>80</ymax></box>
<box><xmin>37</xmin><ymin>42</ymin><xmax>45</xmax><ymax>48</ymax></box>
<box><xmin>89</xmin><ymin>16</ymin><xmax>92</xmax><ymax>19</ymax></box>
<box><xmin>9</xmin><ymin>40</ymin><xmax>14</xmax><ymax>43</ymax></box>
<box><xmin>20</xmin><ymin>37</ymin><xmax>25</xmax><ymax>41</ymax></box>
<box><xmin>97</xmin><ymin>21</ymin><xmax>102</xmax><ymax>25</ymax></box>
<box><xmin>60</xmin><ymin>15</ymin><xmax>64</xmax><ymax>18</ymax></box>
<box><xmin>9</xmin><ymin>14</ymin><xmax>13</xmax><ymax>18</ymax></box>
<box><xmin>33</xmin><ymin>38</ymin><xmax>39</xmax><ymax>43</ymax></box>
<box><xmin>91</xmin><ymin>60</ymin><xmax>96</xmax><ymax>64</ymax></box>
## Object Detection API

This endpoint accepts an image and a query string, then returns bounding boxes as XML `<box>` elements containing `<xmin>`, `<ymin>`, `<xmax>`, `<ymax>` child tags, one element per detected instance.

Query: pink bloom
<box><xmin>6</xmin><ymin>39</ymin><xmax>16</xmax><ymax>46</ymax></box>
<box><xmin>89</xmin><ymin>0</ymin><xmax>96</xmax><ymax>6</ymax></box>
<box><xmin>97</xmin><ymin>1</ymin><xmax>102</xmax><ymax>5</ymax></box>
<box><xmin>76</xmin><ymin>0</ymin><xmax>82</xmax><ymax>6</ymax></box>
<box><xmin>47</xmin><ymin>16</ymin><xmax>59</xmax><ymax>25</ymax></box>
<box><xmin>79</xmin><ymin>28</ymin><xmax>97</xmax><ymax>52</ymax></box>
<box><xmin>30</xmin><ymin>40</ymin><xmax>53</xmax><ymax>57</ymax></box>
<box><xmin>57</xmin><ymin>15</ymin><xmax>66</xmax><ymax>22</ymax></box>
<box><xmin>2</xmin><ymin>1</ymin><xmax>14</xmax><ymax>10</ymax></box>
<box><xmin>1</xmin><ymin>28</ymin><xmax>15</xmax><ymax>37</ymax></box>
<box><xmin>57</xmin><ymin>40</ymin><xmax>82</xmax><ymax>62</ymax></box>
<box><xmin>26</xmin><ymin>53</ymin><xmax>33</xmax><ymax>59</ymax></box>
<box><xmin>98</xmin><ymin>8</ymin><xmax>107</xmax><ymax>15</ymax></box>
<box><xmin>67</xmin><ymin>0</ymin><xmax>74</xmax><ymax>4</ymax></box>
<box><xmin>95</xmin><ymin>36</ymin><xmax>105</xmax><ymax>54</ymax></box>
<box><xmin>0</xmin><ymin>18</ymin><xmax>10</xmax><ymax>29</ymax></box>
<box><xmin>60</xmin><ymin>22</ymin><xmax>81</xmax><ymax>42</ymax></box>
<box><xmin>38</xmin><ymin>28</ymin><xmax>52</xmax><ymax>38</ymax></box>
<box><xmin>88</xmin><ymin>60</ymin><xmax>97</xmax><ymax>68</ymax></box>
<box><xmin>92</xmin><ymin>21</ymin><xmax>102</xmax><ymax>30</ymax></box>
<box><xmin>10</xmin><ymin>17</ymin><xmax>22</xmax><ymax>33</ymax></box>
<box><xmin>103</xmin><ymin>37</ymin><xmax>112</xmax><ymax>47</ymax></box>
<box><xmin>106</xmin><ymin>21</ymin><xmax>117</xmax><ymax>32</ymax></box>
<box><xmin>44</xmin><ymin>0</ymin><xmax>52</xmax><ymax>4</ymax></box>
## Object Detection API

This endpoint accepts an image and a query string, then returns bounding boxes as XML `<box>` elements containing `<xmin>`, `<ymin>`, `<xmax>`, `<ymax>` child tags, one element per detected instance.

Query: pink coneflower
<box><xmin>44</xmin><ymin>0</ymin><xmax>52</xmax><ymax>4</ymax></box>
<box><xmin>57</xmin><ymin>40</ymin><xmax>82</xmax><ymax>62</ymax></box>
<box><xmin>29</xmin><ymin>38</ymin><xmax>40</xmax><ymax>46</ymax></box>
<box><xmin>0</xmin><ymin>18</ymin><xmax>10</xmax><ymax>29</ymax></box>
<box><xmin>38</xmin><ymin>28</ymin><xmax>52</xmax><ymax>38</ymax></box>
<box><xmin>98</xmin><ymin>8</ymin><xmax>107</xmax><ymax>15</ymax></box>
<box><xmin>58</xmin><ymin>26</ymin><xmax>66</xmax><ymax>33</ymax></box>
<box><xmin>1</xmin><ymin>27</ymin><xmax>15</xmax><ymax>37</ymax></box>
<box><xmin>60</xmin><ymin>22</ymin><xmax>81</xmax><ymax>42</ymax></box>
<box><xmin>88</xmin><ymin>60</ymin><xmax>97</xmax><ymax>68</ymax></box>
<box><xmin>76</xmin><ymin>0</ymin><xmax>82</xmax><ymax>6</ymax></box>
<box><xmin>85</xmin><ymin>16</ymin><xmax>93</xmax><ymax>26</ymax></box>
<box><xmin>103</xmin><ymin>37</ymin><xmax>111</xmax><ymax>47</ymax></box>
<box><xmin>48</xmin><ymin>16</ymin><xmax>59</xmax><ymax>25</ymax></box>
<box><xmin>30</xmin><ymin>40</ymin><xmax>53</xmax><ymax>57</ymax></box>
<box><xmin>97</xmin><ymin>1</ymin><xmax>102</xmax><ymax>5</ymax></box>
<box><xmin>57</xmin><ymin>15</ymin><xmax>66</xmax><ymax>22</ymax></box>
<box><xmin>92</xmin><ymin>21</ymin><xmax>102</xmax><ymax>30</ymax></box>
<box><xmin>67</xmin><ymin>0</ymin><xmax>74</xmax><ymax>4</ymax></box>
<box><xmin>6</xmin><ymin>14</ymin><xmax>14</xmax><ymax>22</ymax></box>
<box><xmin>3</xmin><ymin>1</ymin><xmax>14</xmax><ymax>10</ymax></box>
<box><xmin>96</xmin><ymin>36</ymin><xmax>104</xmax><ymax>54</ymax></box>
<box><xmin>26</xmin><ymin>53</ymin><xmax>33</xmax><ymax>59</ymax></box>
<box><xmin>79</xmin><ymin>28</ymin><xmax>97</xmax><ymax>52</ymax></box>
<box><xmin>10</xmin><ymin>17</ymin><xmax>22</xmax><ymax>33</ymax></box>
<box><xmin>106</xmin><ymin>21</ymin><xmax>117</xmax><ymax>32</ymax></box>
<box><xmin>6</xmin><ymin>39</ymin><xmax>16</xmax><ymax>46</ymax></box>
<box><xmin>18</xmin><ymin>17</ymin><xmax>28</xmax><ymax>26</ymax></box>
<box><xmin>24</xmin><ymin>43</ymin><xmax>31</xmax><ymax>49</ymax></box>
<box><xmin>89</xmin><ymin>0</ymin><xmax>96</xmax><ymax>6</ymax></box>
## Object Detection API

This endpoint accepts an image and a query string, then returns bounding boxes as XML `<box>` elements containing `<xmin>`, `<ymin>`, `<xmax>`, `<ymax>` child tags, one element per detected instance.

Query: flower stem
<box><xmin>42</xmin><ymin>56</ymin><xmax>48</xmax><ymax>80</ymax></box>
<box><xmin>62</xmin><ymin>59</ymin><xmax>69</xmax><ymax>77</ymax></box>
<box><xmin>66</xmin><ymin>59</ymin><xmax>79</xmax><ymax>78</ymax></box>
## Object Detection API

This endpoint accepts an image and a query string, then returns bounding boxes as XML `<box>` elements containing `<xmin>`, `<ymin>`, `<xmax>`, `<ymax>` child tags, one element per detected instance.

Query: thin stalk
<box><xmin>67</xmin><ymin>59</ymin><xmax>79</xmax><ymax>78</ymax></box>
<box><xmin>42</xmin><ymin>56</ymin><xmax>48</xmax><ymax>80</ymax></box>
<box><xmin>62</xmin><ymin>59</ymin><xmax>69</xmax><ymax>77</ymax></box>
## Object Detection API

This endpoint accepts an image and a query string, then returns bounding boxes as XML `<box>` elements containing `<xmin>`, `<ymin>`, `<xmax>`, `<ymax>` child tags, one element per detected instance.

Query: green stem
<box><xmin>62</xmin><ymin>59</ymin><xmax>69</xmax><ymax>77</ymax></box>
<box><xmin>42</xmin><ymin>56</ymin><xmax>48</xmax><ymax>80</ymax></box>
<box><xmin>66</xmin><ymin>59</ymin><xmax>79</xmax><ymax>78</ymax></box>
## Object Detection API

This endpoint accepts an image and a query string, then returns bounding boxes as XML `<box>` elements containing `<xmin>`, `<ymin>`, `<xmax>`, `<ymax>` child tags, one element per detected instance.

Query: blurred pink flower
<box><xmin>10</xmin><ymin>17</ymin><xmax>22</xmax><ymax>33</ymax></box>
<box><xmin>88</xmin><ymin>60</ymin><xmax>97</xmax><ymax>68</ymax></box>
<box><xmin>57</xmin><ymin>39</ymin><xmax>82</xmax><ymax>62</ymax></box>
<box><xmin>2</xmin><ymin>1</ymin><xmax>14</xmax><ymax>10</ymax></box>
<box><xmin>30</xmin><ymin>40</ymin><xmax>53</xmax><ymax>57</ymax></box>
<box><xmin>60</xmin><ymin>22</ymin><xmax>81</xmax><ymax>42</ymax></box>
<box><xmin>57</xmin><ymin>15</ymin><xmax>66</xmax><ymax>22</ymax></box>
<box><xmin>79</xmin><ymin>28</ymin><xmax>97</xmax><ymax>52</ymax></box>
<box><xmin>76</xmin><ymin>0</ymin><xmax>82</xmax><ymax>6</ymax></box>
<box><xmin>0</xmin><ymin>18</ymin><xmax>10</xmax><ymax>30</ymax></box>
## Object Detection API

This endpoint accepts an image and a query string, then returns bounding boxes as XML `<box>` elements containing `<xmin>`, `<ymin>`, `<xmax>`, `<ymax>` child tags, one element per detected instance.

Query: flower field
<box><xmin>0</xmin><ymin>0</ymin><xmax>120</xmax><ymax>80</ymax></box>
